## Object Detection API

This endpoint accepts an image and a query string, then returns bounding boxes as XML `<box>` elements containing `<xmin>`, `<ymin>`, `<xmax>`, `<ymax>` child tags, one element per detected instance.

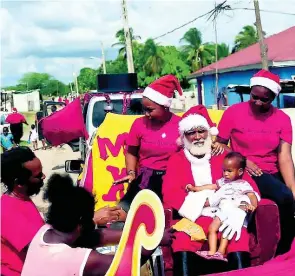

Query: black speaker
<box><xmin>97</xmin><ymin>73</ymin><xmax>138</xmax><ymax>93</ymax></box>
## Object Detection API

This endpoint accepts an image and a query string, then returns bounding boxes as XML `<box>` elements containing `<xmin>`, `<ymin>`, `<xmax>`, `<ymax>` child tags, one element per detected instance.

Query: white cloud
<box><xmin>1</xmin><ymin>0</ymin><xmax>295</xmax><ymax>87</ymax></box>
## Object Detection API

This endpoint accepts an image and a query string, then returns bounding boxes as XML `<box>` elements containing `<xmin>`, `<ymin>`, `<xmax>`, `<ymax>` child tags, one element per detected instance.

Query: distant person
<box><xmin>1</xmin><ymin>127</ymin><xmax>15</xmax><ymax>152</ymax></box>
<box><xmin>58</xmin><ymin>97</ymin><xmax>62</xmax><ymax>103</ymax></box>
<box><xmin>35</xmin><ymin>113</ymin><xmax>47</xmax><ymax>150</ymax></box>
<box><xmin>50</xmin><ymin>105</ymin><xmax>57</xmax><ymax>114</ymax></box>
<box><xmin>64</xmin><ymin>97</ymin><xmax>69</xmax><ymax>105</ymax></box>
<box><xmin>1</xmin><ymin>147</ymin><xmax>45</xmax><ymax>276</ymax></box>
<box><xmin>51</xmin><ymin>97</ymin><xmax>55</xmax><ymax>102</ymax></box>
<box><xmin>29</xmin><ymin>124</ymin><xmax>38</xmax><ymax>151</ymax></box>
<box><xmin>5</xmin><ymin>108</ymin><xmax>28</xmax><ymax>145</ymax></box>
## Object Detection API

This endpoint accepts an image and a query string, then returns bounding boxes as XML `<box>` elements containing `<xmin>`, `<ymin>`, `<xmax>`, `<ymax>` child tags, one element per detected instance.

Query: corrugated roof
<box><xmin>190</xmin><ymin>26</ymin><xmax>295</xmax><ymax>77</ymax></box>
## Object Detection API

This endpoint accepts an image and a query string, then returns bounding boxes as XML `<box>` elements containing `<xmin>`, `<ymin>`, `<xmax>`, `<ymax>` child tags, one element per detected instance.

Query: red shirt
<box><xmin>1</xmin><ymin>194</ymin><xmax>44</xmax><ymax>276</ymax></box>
<box><xmin>127</xmin><ymin>114</ymin><xmax>181</xmax><ymax>170</ymax></box>
<box><xmin>218</xmin><ymin>102</ymin><xmax>292</xmax><ymax>174</ymax></box>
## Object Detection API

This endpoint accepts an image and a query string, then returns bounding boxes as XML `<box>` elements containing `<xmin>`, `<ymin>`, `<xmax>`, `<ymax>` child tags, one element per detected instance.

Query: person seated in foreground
<box><xmin>1</xmin><ymin>147</ymin><xmax>45</xmax><ymax>276</ymax></box>
<box><xmin>162</xmin><ymin>105</ymin><xmax>261</xmax><ymax>275</ymax></box>
<box><xmin>22</xmin><ymin>173</ymin><xmax>173</xmax><ymax>276</ymax></box>
<box><xmin>187</xmin><ymin>152</ymin><xmax>259</xmax><ymax>262</ymax></box>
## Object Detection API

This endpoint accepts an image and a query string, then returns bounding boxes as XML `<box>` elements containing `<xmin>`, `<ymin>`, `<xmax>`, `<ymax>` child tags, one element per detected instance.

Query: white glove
<box><xmin>219</xmin><ymin>207</ymin><xmax>246</xmax><ymax>241</ymax></box>
<box><xmin>208</xmin><ymin>185</ymin><xmax>234</xmax><ymax>207</ymax></box>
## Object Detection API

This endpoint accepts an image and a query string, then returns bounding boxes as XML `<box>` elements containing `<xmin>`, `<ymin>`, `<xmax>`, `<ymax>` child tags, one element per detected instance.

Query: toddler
<box><xmin>187</xmin><ymin>152</ymin><xmax>259</xmax><ymax>261</ymax></box>
<box><xmin>29</xmin><ymin>124</ymin><xmax>38</xmax><ymax>151</ymax></box>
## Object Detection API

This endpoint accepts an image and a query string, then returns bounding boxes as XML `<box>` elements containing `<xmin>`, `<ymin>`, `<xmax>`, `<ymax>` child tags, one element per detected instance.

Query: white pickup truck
<box><xmin>64</xmin><ymin>73</ymin><xmax>145</xmax><ymax>172</ymax></box>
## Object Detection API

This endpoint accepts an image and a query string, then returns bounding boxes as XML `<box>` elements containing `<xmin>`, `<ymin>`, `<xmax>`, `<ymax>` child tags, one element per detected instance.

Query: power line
<box><xmin>152</xmin><ymin>9</ymin><xmax>215</xmax><ymax>40</ymax></box>
<box><xmin>152</xmin><ymin>6</ymin><xmax>295</xmax><ymax>41</ymax></box>
<box><xmin>232</xmin><ymin>7</ymin><xmax>295</xmax><ymax>16</ymax></box>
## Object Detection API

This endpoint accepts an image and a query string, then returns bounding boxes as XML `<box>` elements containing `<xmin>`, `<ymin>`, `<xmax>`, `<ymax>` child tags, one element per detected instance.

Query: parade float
<box><xmin>40</xmin><ymin>73</ymin><xmax>295</xmax><ymax>275</ymax></box>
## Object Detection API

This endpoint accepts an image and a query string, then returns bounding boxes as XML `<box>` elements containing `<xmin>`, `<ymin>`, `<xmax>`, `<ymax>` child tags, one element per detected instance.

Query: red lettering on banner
<box><xmin>102</xmin><ymin>166</ymin><xmax>127</xmax><ymax>201</ymax></box>
<box><xmin>97</xmin><ymin>133</ymin><xmax>128</xmax><ymax>160</ymax></box>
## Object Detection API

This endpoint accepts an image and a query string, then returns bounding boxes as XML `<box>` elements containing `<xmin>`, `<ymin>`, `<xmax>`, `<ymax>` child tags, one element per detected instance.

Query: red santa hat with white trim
<box><xmin>250</xmin><ymin>69</ymin><xmax>281</xmax><ymax>96</ymax></box>
<box><xmin>143</xmin><ymin>75</ymin><xmax>183</xmax><ymax>107</ymax></box>
<box><xmin>179</xmin><ymin>105</ymin><xmax>219</xmax><ymax>136</ymax></box>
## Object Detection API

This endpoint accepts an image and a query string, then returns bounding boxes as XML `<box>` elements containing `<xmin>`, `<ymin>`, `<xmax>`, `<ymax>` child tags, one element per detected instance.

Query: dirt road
<box><xmin>31</xmin><ymin>145</ymin><xmax>80</xmax><ymax>213</ymax></box>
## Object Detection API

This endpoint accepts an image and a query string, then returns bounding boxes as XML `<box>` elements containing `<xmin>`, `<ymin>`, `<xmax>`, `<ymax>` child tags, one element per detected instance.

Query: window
<box><xmin>92</xmin><ymin>98</ymin><xmax>143</xmax><ymax>128</ymax></box>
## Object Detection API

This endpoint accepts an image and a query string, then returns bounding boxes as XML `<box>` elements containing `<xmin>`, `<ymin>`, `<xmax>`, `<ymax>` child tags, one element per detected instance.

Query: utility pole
<box><xmin>100</xmin><ymin>41</ymin><xmax>107</xmax><ymax>74</ymax></box>
<box><xmin>213</xmin><ymin>1</ymin><xmax>219</xmax><ymax>107</ymax></box>
<box><xmin>73</xmin><ymin>72</ymin><xmax>79</xmax><ymax>97</ymax></box>
<box><xmin>69</xmin><ymin>82</ymin><xmax>74</xmax><ymax>94</ymax></box>
<box><xmin>254</xmin><ymin>0</ymin><xmax>268</xmax><ymax>70</ymax></box>
<box><xmin>121</xmin><ymin>0</ymin><xmax>135</xmax><ymax>73</ymax></box>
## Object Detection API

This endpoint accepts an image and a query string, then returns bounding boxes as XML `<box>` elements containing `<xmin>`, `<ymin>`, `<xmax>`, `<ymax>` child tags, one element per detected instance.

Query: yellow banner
<box><xmin>91</xmin><ymin>110</ymin><xmax>224</xmax><ymax>210</ymax></box>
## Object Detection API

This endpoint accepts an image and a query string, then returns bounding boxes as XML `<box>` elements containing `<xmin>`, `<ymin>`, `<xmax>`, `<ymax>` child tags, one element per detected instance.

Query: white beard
<box><xmin>183</xmin><ymin>135</ymin><xmax>212</xmax><ymax>156</ymax></box>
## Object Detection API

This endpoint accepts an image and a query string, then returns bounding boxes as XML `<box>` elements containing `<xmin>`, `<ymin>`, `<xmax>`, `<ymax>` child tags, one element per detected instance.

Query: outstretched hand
<box><xmin>113</xmin><ymin>174</ymin><xmax>135</xmax><ymax>185</ymax></box>
<box><xmin>93</xmin><ymin>206</ymin><xmax>123</xmax><ymax>225</ymax></box>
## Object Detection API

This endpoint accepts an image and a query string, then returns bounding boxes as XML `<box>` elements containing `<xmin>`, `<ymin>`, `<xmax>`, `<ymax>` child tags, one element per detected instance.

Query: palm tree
<box><xmin>217</xmin><ymin>43</ymin><xmax>230</xmax><ymax>60</ymax></box>
<box><xmin>233</xmin><ymin>25</ymin><xmax>259</xmax><ymax>52</ymax></box>
<box><xmin>112</xmin><ymin>28</ymin><xmax>141</xmax><ymax>57</ymax></box>
<box><xmin>143</xmin><ymin>39</ymin><xmax>164</xmax><ymax>75</ymax></box>
<box><xmin>180</xmin><ymin>28</ymin><xmax>215</xmax><ymax>72</ymax></box>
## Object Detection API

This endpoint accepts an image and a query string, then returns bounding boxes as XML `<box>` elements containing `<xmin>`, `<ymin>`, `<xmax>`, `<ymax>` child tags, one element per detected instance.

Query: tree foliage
<box><xmin>6</xmin><ymin>25</ymin><xmax>258</xmax><ymax>94</ymax></box>
<box><xmin>233</xmin><ymin>25</ymin><xmax>259</xmax><ymax>52</ymax></box>
<box><xmin>6</xmin><ymin>72</ymin><xmax>70</xmax><ymax>96</ymax></box>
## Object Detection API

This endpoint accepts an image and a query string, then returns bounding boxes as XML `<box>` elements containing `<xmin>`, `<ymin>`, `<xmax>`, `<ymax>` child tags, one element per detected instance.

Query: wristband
<box><xmin>128</xmin><ymin>170</ymin><xmax>136</xmax><ymax>176</ymax></box>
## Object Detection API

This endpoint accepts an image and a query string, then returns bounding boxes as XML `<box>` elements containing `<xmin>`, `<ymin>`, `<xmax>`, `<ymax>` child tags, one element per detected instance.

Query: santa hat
<box><xmin>250</xmin><ymin>70</ymin><xmax>281</xmax><ymax>96</ymax></box>
<box><xmin>12</xmin><ymin>108</ymin><xmax>17</xmax><ymax>113</ymax></box>
<box><xmin>179</xmin><ymin>105</ymin><xmax>219</xmax><ymax>136</ymax></box>
<box><xmin>142</xmin><ymin>75</ymin><xmax>183</xmax><ymax>107</ymax></box>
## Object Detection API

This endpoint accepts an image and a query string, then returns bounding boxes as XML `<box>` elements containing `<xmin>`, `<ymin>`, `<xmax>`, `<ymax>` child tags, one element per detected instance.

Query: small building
<box><xmin>13</xmin><ymin>90</ymin><xmax>41</xmax><ymax>112</ymax></box>
<box><xmin>189</xmin><ymin>26</ymin><xmax>295</xmax><ymax>108</ymax></box>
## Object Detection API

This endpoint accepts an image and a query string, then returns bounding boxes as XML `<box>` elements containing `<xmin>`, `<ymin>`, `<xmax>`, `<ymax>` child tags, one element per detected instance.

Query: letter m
<box><xmin>97</xmin><ymin>133</ymin><xmax>129</xmax><ymax>161</ymax></box>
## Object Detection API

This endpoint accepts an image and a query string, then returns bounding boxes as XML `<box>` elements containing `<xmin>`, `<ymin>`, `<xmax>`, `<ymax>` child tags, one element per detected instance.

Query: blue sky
<box><xmin>1</xmin><ymin>0</ymin><xmax>295</xmax><ymax>88</ymax></box>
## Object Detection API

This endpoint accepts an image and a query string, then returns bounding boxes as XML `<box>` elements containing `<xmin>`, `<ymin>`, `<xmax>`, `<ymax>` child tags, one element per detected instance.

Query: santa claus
<box><xmin>162</xmin><ymin>105</ymin><xmax>261</xmax><ymax>275</ymax></box>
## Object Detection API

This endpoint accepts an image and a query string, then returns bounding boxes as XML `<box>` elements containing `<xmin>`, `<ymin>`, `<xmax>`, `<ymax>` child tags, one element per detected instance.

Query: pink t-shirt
<box><xmin>21</xmin><ymin>225</ymin><xmax>92</xmax><ymax>276</ymax></box>
<box><xmin>1</xmin><ymin>194</ymin><xmax>44</xmax><ymax>276</ymax></box>
<box><xmin>127</xmin><ymin>114</ymin><xmax>181</xmax><ymax>170</ymax></box>
<box><xmin>218</xmin><ymin>102</ymin><xmax>292</xmax><ymax>174</ymax></box>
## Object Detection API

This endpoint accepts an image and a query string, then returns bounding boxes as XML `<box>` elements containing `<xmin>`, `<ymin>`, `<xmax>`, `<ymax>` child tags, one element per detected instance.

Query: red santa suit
<box><xmin>162</xmin><ymin>149</ymin><xmax>260</xmax><ymax>254</ymax></box>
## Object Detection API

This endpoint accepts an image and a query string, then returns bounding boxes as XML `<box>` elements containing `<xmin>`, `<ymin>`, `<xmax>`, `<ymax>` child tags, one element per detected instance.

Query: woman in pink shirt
<box><xmin>1</xmin><ymin>147</ymin><xmax>45</xmax><ymax>276</ymax></box>
<box><xmin>216</xmin><ymin>70</ymin><xmax>295</xmax><ymax>255</ymax></box>
<box><xmin>113</xmin><ymin>75</ymin><xmax>183</xmax><ymax>217</ymax></box>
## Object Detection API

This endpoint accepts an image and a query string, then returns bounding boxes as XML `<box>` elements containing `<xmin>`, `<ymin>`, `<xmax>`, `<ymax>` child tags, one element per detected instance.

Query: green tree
<box><xmin>77</xmin><ymin>67</ymin><xmax>98</xmax><ymax>92</ymax></box>
<box><xmin>41</xmin><ymin>80</ymin><xmax>70</xmax><ymax>96</ymax></box>
<box><xmin>14</xmin><ymin>72</ymin><xmax>69</xmax><ymax>96</ymax></box>
<box><xmin>217</xmin><ymin>43</ymin><xmax>230</xmax><ymax>60</ymax></box>
<box><xmin>19</xmin><ymin>72</ymin><xmax>52</xmax><ymax>91</ymax></box>
<box><xmin>98</xmin><ymin>57</ymin><xmax>128</xmax><ymax>74</ymax></box>
<box><xmin>143</xmin><ymin>39</ymin><xmax>164</xmax><ymax>77</ymax></box>
<box><xmin>161</xmin><ymin>46</ymin><xmax>190</xmax><ymax>88</ymax></box>
<box><xmin>180</xmin><ymin>28</ymin><xmax>215</xmax><ymax>72</ymax></box>
<box><xmin>233</xmin><ymin>25</ymin><xmax>259</xmax><ymax>52</ymax></box>
<box><xmin>112</xmin><ymin>28</ymin><xmax>141</xmax><ymax>57</ymax></box>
